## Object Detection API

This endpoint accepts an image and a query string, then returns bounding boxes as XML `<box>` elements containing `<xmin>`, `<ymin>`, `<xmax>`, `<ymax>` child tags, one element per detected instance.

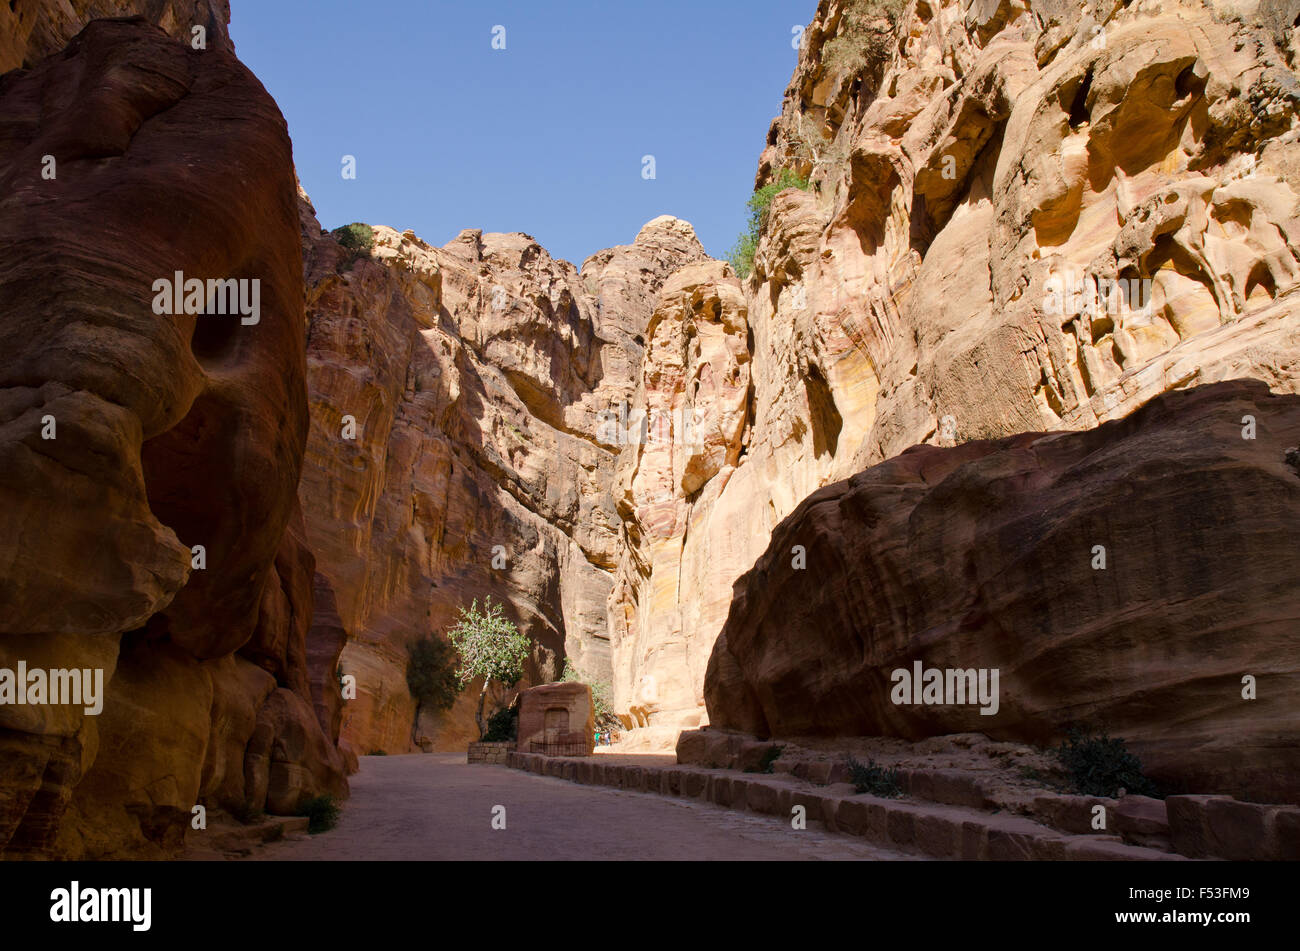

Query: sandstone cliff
<box><xmin>705</xmin><ymin>380</ymin><xmax>1300</xmax><ymax>803</ymax></box>
<box><xmin>298</xmin><ymin>0</ymin><xmax>1300</xmax><ymax>757</ymax></box>
<box><xmin>610</xmin><ymin>0</ymin><xmax>1300</xmax><ymax>746</ymax></box>
<box><xmin>8</xmin><ymin>0</ymin><xmax>1298</xmax><ymax>850</ymax></box>
<box><xmin>0</xmin><ymin>17</ymin><xmax>345</xmax><ymax>859</ymax></box>
<box><xmin>298</xmin><ymin>207</ymin><xmax>707</xmax><ymax>751</ymax></box>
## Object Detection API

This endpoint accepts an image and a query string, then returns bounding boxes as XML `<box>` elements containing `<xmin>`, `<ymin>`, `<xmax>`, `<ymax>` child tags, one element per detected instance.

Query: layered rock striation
<box><xmin>0</xmin><ymin>17</ymin><xmax>345</xmax><ymax>859</ymax></box>
<box><xmin>612</xmin><ymin>0</ymin><xmax>1300</xmax><ymax>745</ymax></box>
<box><xmin>298</xmin><ymin>210</ymin><xmax>707</xmax><ymax>751</ymax></box>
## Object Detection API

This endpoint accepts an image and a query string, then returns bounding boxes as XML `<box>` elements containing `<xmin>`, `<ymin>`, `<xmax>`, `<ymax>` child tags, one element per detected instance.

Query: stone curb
<box><xmin>504</xmin><ymin>751</ymin><xmax>1185</xmax><ymax>861</ymax></box>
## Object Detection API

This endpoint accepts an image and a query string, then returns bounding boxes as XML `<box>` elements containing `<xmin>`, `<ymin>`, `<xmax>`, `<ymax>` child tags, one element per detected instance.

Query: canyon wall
<box><xmin>301</xmin><ymin>0</ymin><xmax>1300</xmax><ymax>755</ymax></box>
<box><xmin>0</xmin><ymin>16</ymin><xmax>346</xmax><ymax>859</ymax></box>
<box><xmin>298</xmin><ymin>209</ymin><xmax>706</xmax><ymax>751</ymax></box>
<box><xmin>9</xmin><ymin>0</ymin><xmax>1296</xmax><ymax>828</ymax></box>
<box><xmin>610</xmin><ymin>0</ymin><xmax>1300</xmax><ymax>746</ymax></box>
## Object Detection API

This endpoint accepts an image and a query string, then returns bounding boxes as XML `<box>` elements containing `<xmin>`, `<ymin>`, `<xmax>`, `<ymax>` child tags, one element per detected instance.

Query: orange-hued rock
<box><xmin>298</xmin><ymin>0</ymin><xmax>1300</xmax><ymax>760</ymax></box>
<box><xmin>298</xmin><ymin>200</ymin><xmax>706</xmax><ymax>753</ymax></box>
<box><xmin>607</xmin><ymin>261</ymin><xmax>754</xmax><ymax>737</ymax></box>
<box><xmin>0</xmin><ymin>18</ymin><xmax>345</xmax><ymax>858</ymax></box>
<box><xmin>705</xmin><ymin>381</ymin><xmax>1300</xmax><ymax>803</ymax></box>
<box><xmin>607</xmin><ymin>0</ymin><xmax>1300</xmax><ymax>749</ymax></box>
<box><xmin>0</xmin><ymin>1</ymin><xmax>231</xmax><ymax>73</ymax></box>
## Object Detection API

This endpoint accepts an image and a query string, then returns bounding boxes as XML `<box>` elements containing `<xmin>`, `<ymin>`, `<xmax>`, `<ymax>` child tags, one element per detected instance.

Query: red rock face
<box><xmin>705</xmin><ymin>381</ymin><xmax>1300</xmax><ymax>804</ymax></box>
<box><xmin>0</xmin><ymin>18</ymin><xmax>345</xmax><ymax>858</ymax></box>
<box><xmin>0</xmin><ymin>2</ymin><xmax>231</xmax><ymax>73</ymax></box>
<box><xmin>297</xmin><ymin>209</ymin><xmax>707</xmax><ymax>754</ymax></box>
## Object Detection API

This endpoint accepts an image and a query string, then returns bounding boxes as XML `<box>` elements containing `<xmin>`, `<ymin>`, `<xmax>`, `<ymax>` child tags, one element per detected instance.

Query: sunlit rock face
<box><xmin>297</xmin><ymin>206</ymin><xmax>707</xmax><ymax>752</ymax></box>
<box><xmin>0</xmin><ymin>17</ymin><xmax>345</xmax><ymax>859</ymax></box>
<box><xmin>612</xmin><ymin>0</ymin><xmax>1300</xmax><ymax>747</ymax></box>
<box><xmin>753</xmin><ymin>0</ymin><xmax>1300</xmax><ymax>465</ymax></box>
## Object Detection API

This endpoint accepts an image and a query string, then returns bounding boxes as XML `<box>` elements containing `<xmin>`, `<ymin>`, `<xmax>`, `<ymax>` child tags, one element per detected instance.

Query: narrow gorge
<box><xmin>2</xmin><ymin>0</ymin><xmax>1299</xmax><ymax>860</ymax></box>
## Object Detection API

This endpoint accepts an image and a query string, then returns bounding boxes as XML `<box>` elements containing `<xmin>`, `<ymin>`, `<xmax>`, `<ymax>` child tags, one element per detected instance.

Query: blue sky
<box><xmin>230</xmin><ymin>0</ymin><xmax>813</xmax><ymax>266</ymax></box>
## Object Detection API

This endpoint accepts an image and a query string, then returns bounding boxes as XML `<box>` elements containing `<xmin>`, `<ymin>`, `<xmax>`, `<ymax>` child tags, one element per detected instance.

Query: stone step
<box><xmin>505</xmin><ymin>751</ymin><xmax>1185</xmax><ymax>861</ymax></box>
<box><xmin>670</xmin><ymin>729</ymin><xmax>1219</xmax><ymax>852</ymax></box>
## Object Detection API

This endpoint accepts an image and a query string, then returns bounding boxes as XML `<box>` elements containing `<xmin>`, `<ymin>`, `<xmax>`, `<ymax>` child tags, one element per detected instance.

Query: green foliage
<box><xmin>405</xmin><ymin>634</ymin><xmax>460</xmax><ymax>713</ymax></box>
<box><xmin>1056</xmin><ymin>727</ymin><xmax>1160</xmax><ymax>798</ymax></box>
<box><xmin>846</xmin><ymin>756</ymin><xmax>903</xmax><ymax>797</ymax></box>
<box><xmin>332</xmin><ymin>222</ymin><xmax>374</xmax><ymax>269</ymax></box>
<box><xmin>726</xmin><ymin>233</ymin><xmax>758</xmax><ymax>282</ymax></box>
<box><xmin>296</xmin><ymin>795</ymin><xmax>340</xmax><ymax>834</ymax></box>
<box><xmin>726</xmin><ymin>169</ymin><xmax>810</xmax><ymax>279</ymax></box>
<box><xmin>744</xmin><ymin>745</ymin><xmax>784</xmax><ymax>774</ymax></box>
<box><xmin>482</xmin><ymin>706</ymin><xmax>518</xmax><ymax>742</ymax></box>
<box><xmin>561</xmin><ymin>659</ymin><xmax>620</xmax><ymax>730</ymax></box>
<box><xmin>366</xmin><ymin>749</ymin><xmax>387</xmax><ymax>756</ymax></box>
<box><xmin>448</xmin><ymin>597</ymin><xmax>531</xmax><ymax>690</ymax></box>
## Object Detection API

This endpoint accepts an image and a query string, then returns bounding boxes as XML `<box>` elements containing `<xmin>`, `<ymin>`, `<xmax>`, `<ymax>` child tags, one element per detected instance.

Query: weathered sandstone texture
<box><xmin>609</xmin><ymin>0</ymin><xmax>1300</xmax><ymax>746</ymax></box>
<box><xmin>705</xmin><ymin>381</ymin><xmax>1300</xmax><ymax>803</ymax></box>
<box><xmin>0</xmin><ymin>18</ymin><xmax>345</xmax><ymax>859</ymax></box>
<box><xmin>516</xmin><ymin>682</ymin><xmax>594</xmax><ymax>754</ymax></box>
<box><xmin>0</xmin><ymin>0</ymin><xmax>231</xmax><ymax>73</ymax></box>
<box><xmin>297</xmin><ymin>207</ymin><xmax>706</xmax><ymax>752</ymax></box>
<box><xmin>300</xmin><ymin>0</ymin><xmax>1300</xmax><ymax>756</ymax></box>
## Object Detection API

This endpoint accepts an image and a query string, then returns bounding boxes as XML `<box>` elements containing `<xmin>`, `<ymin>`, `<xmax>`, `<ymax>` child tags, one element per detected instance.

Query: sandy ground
<box><xmin>250</xmin><ymin>753</ymin><xmax>923</xmax><ymax>861</ymax></box>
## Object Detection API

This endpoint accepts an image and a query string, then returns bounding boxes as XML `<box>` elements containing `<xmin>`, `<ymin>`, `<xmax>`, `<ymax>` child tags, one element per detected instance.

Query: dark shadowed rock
<box><xmin>706</xmin><ymin>381</ymin><xmax>1300</xmax><ymax>803</ymax></box>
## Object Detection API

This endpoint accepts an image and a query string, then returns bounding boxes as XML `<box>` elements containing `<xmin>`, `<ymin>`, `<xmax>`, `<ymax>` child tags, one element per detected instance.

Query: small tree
<box><xmin>447</xmin><ymin>597</ymin><xmax>531</xmax><ymax>739</ymax></box>
<box><xmin>405</xmin><ymin>634</ymin><xmax>460</xmax><ymax>746</ymax></box>
<box><xmin>332</xmin><ymin>222</ymin><xmax>374</xmax><ymax>270</ymax></box>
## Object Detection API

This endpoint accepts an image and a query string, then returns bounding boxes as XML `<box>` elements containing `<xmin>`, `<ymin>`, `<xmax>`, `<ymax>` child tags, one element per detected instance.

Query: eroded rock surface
<box><xmin>705</xmin><ymin>381</ymin><xmax>1300</xmax><ymax>803</ymax></box>
<box><xmin>610</xmin><ymin>0</ymin><xmax>1300</xmax><ymax>747</ymax></box>
<box><xmin>0</xmin><ymin>18</ymin><xmax>344</xmax><ymax>859</ymax></box>
<box><xmin>0</xmin><ymin>0</ymin><xmax>231</xmax><ymax>72</ymax></box>
<box><xmin>298</xmin><ymin>205</ymin><xmax>706</xmax><ymax>751</ymax></box>
<box><xmin>297</xmin><ymin>1</ymin><xmax>1300</xmax><ymax>758</ymax></box>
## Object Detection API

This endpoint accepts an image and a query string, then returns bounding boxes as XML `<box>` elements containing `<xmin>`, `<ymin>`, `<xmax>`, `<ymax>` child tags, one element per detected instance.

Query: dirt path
<box><xmin>251</xmin><ymin>754</ymin><xmax>922</xmax><ymax>860</ymax></box>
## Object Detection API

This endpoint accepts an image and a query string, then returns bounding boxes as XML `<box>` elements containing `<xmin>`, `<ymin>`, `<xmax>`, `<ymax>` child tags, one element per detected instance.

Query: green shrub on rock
<box><xmin>296</xmin><ymin>794</ymin><xmax>340</xmax><ymax>834</ymax></box>
<box><xmin>332</xmin><ymin>222</ymin><xmax>374</xmax><ymax>269</ymax></box>
<box><xmin>726</xmin><ymin>169</ymin><xmax>810</xmax><ymax>279</ymax></box>
<box><xmin>847</xmin><ymin>756</ymin><xmax>903</xmax><ymax>797</ymax></box>
<box><xmin>1056</xmin><ymin>727</ymin><xmax>1160</xmax><ymax>798</ymax></box>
